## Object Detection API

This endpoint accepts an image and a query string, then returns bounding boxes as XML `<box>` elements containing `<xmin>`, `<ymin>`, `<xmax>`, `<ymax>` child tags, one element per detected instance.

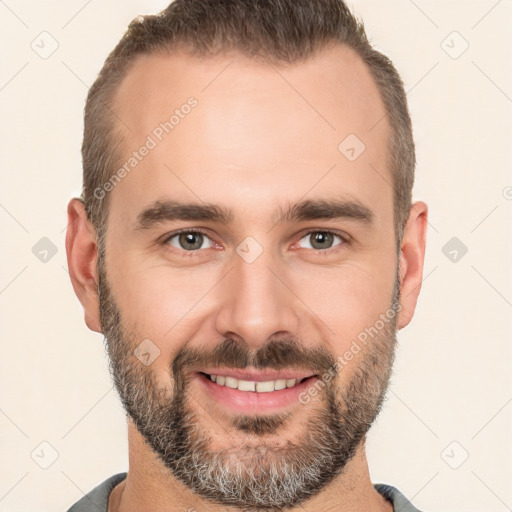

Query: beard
<box><xmin>97</xmin><ymin>249</ymin><xmax>399</xmax><ymax>511</ymax></box>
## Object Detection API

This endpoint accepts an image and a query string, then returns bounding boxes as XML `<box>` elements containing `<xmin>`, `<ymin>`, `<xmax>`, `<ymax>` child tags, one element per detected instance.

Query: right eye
<box><xmin>162</xmin><ymin>230</ymin><xmax>217</xmax><ymax>252</ymax></box>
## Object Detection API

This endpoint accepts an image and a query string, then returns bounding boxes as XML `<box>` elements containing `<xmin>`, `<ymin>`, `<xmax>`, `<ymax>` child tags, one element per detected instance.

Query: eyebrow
<box><xmin>134</xmin><ymin>197</ymin><xmax>374</xmax><ymax>230</ymax></box>
<box><xmin>273</xmin><ymin>198</ymin><xmax>374</xmax><ymax>225</ymax></box>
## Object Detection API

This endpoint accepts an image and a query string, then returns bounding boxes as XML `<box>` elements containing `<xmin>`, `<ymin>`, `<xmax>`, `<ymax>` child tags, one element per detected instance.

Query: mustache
<box><xmin>171</xmin><ymin>337</ymin><xmax>337</xmax><ymax>377</ymax></box>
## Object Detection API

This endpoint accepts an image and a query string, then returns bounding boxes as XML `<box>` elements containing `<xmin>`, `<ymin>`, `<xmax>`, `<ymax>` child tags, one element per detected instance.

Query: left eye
<box><xmin>296</xmin><ymin>231</ymin><xmax>344</xmax><ymax>251</ymax></box>
<box><xmin>165</xmin><ymin>231</ymin><xmax>215</xmax><ymax>251</ymax></box>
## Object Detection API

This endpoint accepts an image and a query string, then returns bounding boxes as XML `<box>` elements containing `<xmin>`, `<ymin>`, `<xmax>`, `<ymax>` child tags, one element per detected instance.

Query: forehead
<box><xmin>108</xmin><ymin>44</ymin><xmax>392</xmax><ymax>230</ymax></box>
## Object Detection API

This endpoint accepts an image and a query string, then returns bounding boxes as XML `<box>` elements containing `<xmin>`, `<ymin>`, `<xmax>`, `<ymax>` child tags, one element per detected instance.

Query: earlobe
<box><xmin>397</xmin><ymin>201</ymin><xmax>428</xmax><ymax>330</ymax></box>
<box><xmin>65</xmin><ymin>198</ymin><xmax>102</xmax><ymax>333</ymax></box>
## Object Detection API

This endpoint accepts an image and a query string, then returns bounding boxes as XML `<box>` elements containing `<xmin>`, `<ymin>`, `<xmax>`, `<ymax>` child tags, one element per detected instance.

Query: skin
<box><xmin>66</xmin><ymin>43</ymin><xmax>427</xmax><ymax>512</ymax></box>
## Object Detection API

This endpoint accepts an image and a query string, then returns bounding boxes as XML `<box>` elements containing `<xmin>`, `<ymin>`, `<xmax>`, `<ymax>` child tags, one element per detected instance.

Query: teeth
<box><xmin>256</xmin><ymin>380</ymin><xmax>274</xmax><ymax>392</ymax></box>
<box><xmin>274</xmin><ymin>379</ymin><xmax>287</xmax><ymax>390</ymax></box>
<box><xmin>238</xmin><ymin>380</ymin><xmax>256</xmax><ymax>392</ymax></box>
<box><xmin>209</xmin><ymin>375</ymin><xmax>300</xmax><ymax>392</ymax></box>
<box><xmin>225</xmin><ymin>376</ymin><xmax>238</xmax><ymax>389</ymax></box>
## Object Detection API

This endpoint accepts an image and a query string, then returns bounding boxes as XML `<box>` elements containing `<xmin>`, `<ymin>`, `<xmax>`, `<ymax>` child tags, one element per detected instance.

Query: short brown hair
<box><xmin>81</xmin><ymin>0</ymin><xmax>415</xmax><ymax>246</ymax></box>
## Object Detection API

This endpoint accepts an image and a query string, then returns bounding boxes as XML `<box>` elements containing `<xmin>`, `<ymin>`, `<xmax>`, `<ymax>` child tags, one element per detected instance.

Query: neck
<box><xmin>109</xmin><ymin>419</ymin><xmax>393</xmax><ymax>512</ymax></box>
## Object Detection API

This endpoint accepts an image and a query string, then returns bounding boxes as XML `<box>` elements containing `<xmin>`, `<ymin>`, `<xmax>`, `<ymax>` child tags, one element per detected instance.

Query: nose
<box><xmin>214</xmin><ymin>245</ymin><xmax>301</xmax><ymax>350</ymax></box>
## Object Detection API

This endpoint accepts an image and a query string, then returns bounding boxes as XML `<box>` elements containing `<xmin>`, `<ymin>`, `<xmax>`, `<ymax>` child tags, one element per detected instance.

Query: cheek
<box><xmin>288</xmin><ymin>261</ymin><xmax>397</xmax><ymax>348</ymax></box>
<box><xmin>108</xmin><ymin>246</ymin><xmax>212</xmax><ymax>330</ymax></box>
<box><xmin>107</xmin><ymin>255</ymin><xmax>222</xmax><ymax>374</ymax></box>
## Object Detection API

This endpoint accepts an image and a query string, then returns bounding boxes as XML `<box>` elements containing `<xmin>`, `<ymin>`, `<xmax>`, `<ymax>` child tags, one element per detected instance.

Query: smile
<box><xmin>194</xmin><ymin>370</ymin><xmax>320</xmax><ymax>412</ymax></box>
<box><xmin>203</xmin><ymin>373</ymin><xmax>310</xmax><ymax>392</ymax></box>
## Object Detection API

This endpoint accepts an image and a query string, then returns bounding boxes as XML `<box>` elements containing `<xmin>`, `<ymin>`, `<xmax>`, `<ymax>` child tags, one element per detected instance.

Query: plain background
<box><xmin>1</xmin><ymin>1</ymin><xmax>511</xmax><ymax>510</ymax></box>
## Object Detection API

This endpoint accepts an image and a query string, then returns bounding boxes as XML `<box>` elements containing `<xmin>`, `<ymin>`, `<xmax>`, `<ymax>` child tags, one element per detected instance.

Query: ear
<box><xmin>397</xmin><ymin>201</ymin><xmax>428</xmax><ymax>330</ymax></box>
<box><xmin>65</xmin><ymin>198</ymin><xmax>102</xmax><ymax>333</ymax></box>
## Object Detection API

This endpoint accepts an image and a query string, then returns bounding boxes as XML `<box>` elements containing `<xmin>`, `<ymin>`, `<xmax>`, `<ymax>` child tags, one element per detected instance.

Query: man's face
<box><xmin>99</xmin><ymin>44</ymin><xmax>399</xmax><ymax>508</ymax></box>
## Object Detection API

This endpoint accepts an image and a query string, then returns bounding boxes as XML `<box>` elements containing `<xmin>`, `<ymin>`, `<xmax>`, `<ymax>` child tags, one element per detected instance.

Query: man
<box><xmin>65</xmin><ymin>0</ymin><xmax>428</xmax><ymax>510</ymax></box>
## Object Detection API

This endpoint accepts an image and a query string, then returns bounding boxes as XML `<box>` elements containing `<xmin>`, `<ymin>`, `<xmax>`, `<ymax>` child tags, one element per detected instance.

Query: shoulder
<box><xmin>374</xmin><ymin>483</ymin><xmax>424</xmax><ymax>512</ymax></box>
<box><xmin>66</xmin><ymin>472</ymin><xmax>128</xmax><ymax>512</ymax></box>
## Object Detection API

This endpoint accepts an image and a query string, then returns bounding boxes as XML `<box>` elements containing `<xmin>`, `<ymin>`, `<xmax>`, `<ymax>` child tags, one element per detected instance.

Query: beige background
<box><xmin>1</xmin><ymin>1</ymin><xmax>511</xmax><ymax>510</ymax></box>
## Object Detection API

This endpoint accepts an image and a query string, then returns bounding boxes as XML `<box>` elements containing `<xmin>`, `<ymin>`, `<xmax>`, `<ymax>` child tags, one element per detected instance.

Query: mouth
<box><xmin>201</xmin><ymin>372</ymin><xmax>312</xmax><ymax>391</ymax></box>
<box><xmin>194</xmin><ymin>369</ymin><xmax>320</xmax><ymax>413</ymax></box>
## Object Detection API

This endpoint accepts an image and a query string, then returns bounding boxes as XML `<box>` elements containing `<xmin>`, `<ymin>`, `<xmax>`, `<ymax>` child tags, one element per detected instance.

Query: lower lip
<box><xmin>195</xmin><ymin>372</ymin><xmax>319</xmax><ymax>413</ymax></box>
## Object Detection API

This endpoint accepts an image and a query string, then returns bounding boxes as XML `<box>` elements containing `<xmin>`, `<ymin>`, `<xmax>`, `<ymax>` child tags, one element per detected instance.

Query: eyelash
<box><xmin>159</xmin><ymin>228</ymin><xmax>349</xmax><ymax>256</ymax></box>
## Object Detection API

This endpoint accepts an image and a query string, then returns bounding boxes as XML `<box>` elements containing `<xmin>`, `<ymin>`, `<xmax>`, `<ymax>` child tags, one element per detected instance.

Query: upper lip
<box><xmin>196</xmin><ymin>368</ymin><xmax>317</xmax><ymax>382</ymax></box>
